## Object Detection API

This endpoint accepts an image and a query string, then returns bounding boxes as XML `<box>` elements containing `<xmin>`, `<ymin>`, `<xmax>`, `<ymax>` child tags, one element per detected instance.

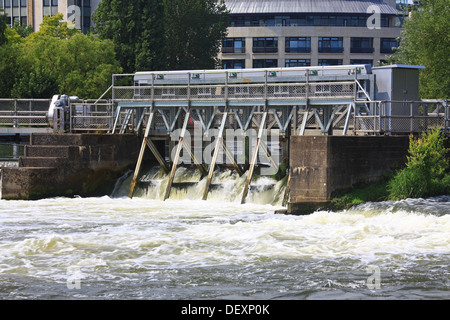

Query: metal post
<box><xmin>202</xmin><ymin>111</ymin><xmax>228</xmax><ymax>200</ymax></box>
<box><xmin>241</xmin><ymin>111</ymin><xmax>267</xmax><ymax>204</ymax></box>
<box><xmin>129</xmin><ymin>110</ymin><xmax>155</xmax><ymax>198</ymax></box>
<box><xmin>182</xmin><ymin>139</ymin><xmax>207</xmax><ymax>177</ymax></box>
<box><xmin>222</xmin><ymin>140</ymin><xmax>244</xmax><ymax>176</ymax></box>
<box><xmin>147</xmin><ymin>138</ymin><xmax>170</xmax><ymax>174</ymax></box>
<box><xmin>164</xmin><ymin>110</ymin><xmax>190</xmax><ymax>201</ymax></box>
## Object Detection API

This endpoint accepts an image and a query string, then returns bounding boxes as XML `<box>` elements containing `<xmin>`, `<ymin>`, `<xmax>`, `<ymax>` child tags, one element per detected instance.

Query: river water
<box><xmin>0</xmin><ymin>167</ymin><xmax>449</xmax><ymax>300</ymax></box>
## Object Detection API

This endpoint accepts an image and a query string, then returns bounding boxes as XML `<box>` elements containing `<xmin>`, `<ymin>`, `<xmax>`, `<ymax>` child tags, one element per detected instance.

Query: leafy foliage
<box><xmin>0</xmin><ymin>8</ymin><xmax>7</xmax><ymax>45</ymax></box>
<box><xmin>163</xmin><ymin>0</ymin><xmax>229</xmax><ymax>70</ymax></box>
<box><xmin>93</xmin><ymin>0</ymin><xmax>229</xmax><ymax>72</ymax></box>
<box><xmin>0</xmin><ymin>13</ymin><xmax>121</xmax><ymax>98</ymax></box>
<box><xmin>388</xmin><ymin>0</ymin><xmax>450</xmax><ymax>99</ymax></box>
<box><xmin>93</xmin><ymin>0</ymin><xmax>166</xmax><ymax>73</ymax></box>
<box><xmin>388</xmin><ymin>128</ymin><xmax>450</xmax><ymax>200</ymax></box>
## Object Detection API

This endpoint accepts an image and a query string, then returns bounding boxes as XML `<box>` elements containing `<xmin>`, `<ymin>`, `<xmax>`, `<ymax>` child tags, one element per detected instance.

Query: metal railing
<box><xmin>0</xmin><ymin>99</ymin><xmax>51</xmax><ymax>131</ymax></box>
<box><xmin>354</xmin><ymin>100</ymin><xmax>449</xmax><ymax>135</ymax></box>
<box><xmin>69</xmin><ymin>100</ymin><xmax>114</xmax><ymax>132</ymax></box>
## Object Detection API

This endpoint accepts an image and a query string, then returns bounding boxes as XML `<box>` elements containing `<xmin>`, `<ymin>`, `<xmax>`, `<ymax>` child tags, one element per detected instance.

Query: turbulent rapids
<box><xmin>0</xmin><ymin>164</ymin><xmax>448</xmax><ymax>299</ymax></box>
<box><xmin>112</xmin><ymin>166</ymin><xmax>288</xmax><ymax>206</ymax></box>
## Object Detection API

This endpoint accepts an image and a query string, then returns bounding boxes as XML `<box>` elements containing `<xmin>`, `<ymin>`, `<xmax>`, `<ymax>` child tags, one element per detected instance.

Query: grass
<box><xmin>330</xmin><ymin>178</ymin><xmax>391</xmax><ymax>211</ymax></box>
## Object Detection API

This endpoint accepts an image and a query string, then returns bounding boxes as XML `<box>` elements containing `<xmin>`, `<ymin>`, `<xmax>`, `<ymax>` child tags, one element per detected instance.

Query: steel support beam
<box><xmin>164</xmin><ymin>110</ymin><xmax>190</xmax><ymax>201</ymax></box>
<box><xmin>202</xmin><ymin>111</ymin><xmax>228</xmax><ymax>200</ymax></box>
<box><xmin>241</xmin><ymin>111</ymin><xmax>267</xmax><ymax>204</ymax></box>
<box><xmin>129</xmin><ymin>110</ymin><xmax>155</xmax><ymax>198</ymax></box>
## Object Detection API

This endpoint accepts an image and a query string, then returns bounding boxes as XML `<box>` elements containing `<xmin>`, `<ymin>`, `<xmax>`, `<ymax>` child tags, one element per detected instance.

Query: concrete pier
<box><xmin>1</xmin><ymin>133</ymin><xmax>142</xmax><ymax>200</ymax></box>
<box><xmin>287</xmin><ymin>135</ymin><xmax>410</xmax><ymax>214</ymax></box>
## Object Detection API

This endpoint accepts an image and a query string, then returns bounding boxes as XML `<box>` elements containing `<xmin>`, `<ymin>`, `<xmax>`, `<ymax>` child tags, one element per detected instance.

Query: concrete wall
<box><xmin>1</xmin><ymin>133</ymin><xmax>143</xmax><ymax>200</ymax></box>
<box><xmin>288</xmin><ymin>135</ymin><xmax>410</xmax><ymax>214</ymax></box>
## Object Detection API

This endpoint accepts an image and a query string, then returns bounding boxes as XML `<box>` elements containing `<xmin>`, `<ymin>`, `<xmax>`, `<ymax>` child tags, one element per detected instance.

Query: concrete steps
<box><xmin>25</xmin><ymin>145</ymin><xmax>77</xmax><ymax>158</ymax></box>
<box><xmin>1</xmin><ymin>133</ymin><xmax>142</xmax><ymax>200</ymax></box>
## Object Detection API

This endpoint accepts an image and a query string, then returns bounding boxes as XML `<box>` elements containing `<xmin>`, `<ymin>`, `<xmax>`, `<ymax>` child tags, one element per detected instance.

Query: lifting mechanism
<box><xmin>110</xmin><ymin>65</ymin><xmax>376</xmax><ymax>202</ymax></box>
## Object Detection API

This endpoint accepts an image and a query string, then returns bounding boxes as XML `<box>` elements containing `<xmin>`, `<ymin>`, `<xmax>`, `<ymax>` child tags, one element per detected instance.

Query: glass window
<box><xmin>318</xmin><ymin>37</ymin><xmax>343</xmax><ymax>53</ymax></box>
<box><xmin>43</xmin><ymin>0</ymin><xmax>50</xmax><ymax>6</ymax></box>
<box><xmin>20</xmin><ymin>0</ymin><xmax>27</xmax><ymax>6</ymax></box>
<box><xmin>253</xmin><ymin>37</ymin><xmax>278</xmax><ymax>53</ymax></box>
<box><xmin>350</xmin><ymin>38</ymin><xmax>374</xmax><ymax>53</ymax></box>
<box><xmin>318</xmin><ymin>59</ymin><xmax>343</xmax><ymax>66</ymax></box>
<box><xmin>223</xmin><ymin>60</ymin><xmax>245</xmax><ymax>69</ymax></box>
<box><xmin>380</xmin><ymin>38</ymin><xmax>399</xmax><ymax>53</ymax></box>
<box><xmin>350</xmin><ymin>59</ymin><xmax>373</xmax><ymax>66</ymax></box>
<box><xmin>222</xmin><ymin>38</ymin><xmax>245</xmax><ymax>54</ymax></box>
<box><xmin>253</xmin><ymin>59</ymin><xmax>278</xmax><ymax>68</ymax></box>
<box><xmin>5</xmin><ymin>0</ymin><xmax>11</xmax><ymax>7</ymax></box>
<box><xmin>285</xmin><ymin>59</ymin><xmax>311</xmax><ymax>67</ymax></box>
<box><xmin>12</xmin><ymin>0</ymin><xmax>18</xmax><ymax>7</ymax></box>
<box><xmin>285</xmin><ymin>37</ymin><xmax>311</xmax><ymax>53</ymax></box>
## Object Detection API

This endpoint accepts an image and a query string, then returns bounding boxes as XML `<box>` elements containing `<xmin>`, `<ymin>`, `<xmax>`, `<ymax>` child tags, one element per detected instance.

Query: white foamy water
<box><xmin>0</xmin><ymin>168</ymin><xmax>449</xmax><ymax>300</ymax></box>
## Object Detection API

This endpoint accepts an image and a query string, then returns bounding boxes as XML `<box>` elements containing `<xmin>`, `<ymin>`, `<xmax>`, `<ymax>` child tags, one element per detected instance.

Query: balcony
<box><xmin>318</xmin><ymin>47</ymin><xmax>344</xmax><ymax>53</ymax></box>
<box><xmin>252</xmin><ymin>47</ymin><xmax>278</xmax><ymax>54</ymax></box>
<box><xmin>222</xmin><ymin>47</ymin><xmax>246</xmax><ymax>54</ymax></box>
<box><xmin>350</xmin><ymin>47</ymin><xmax>375</xmax><ymax>54</ymax></box>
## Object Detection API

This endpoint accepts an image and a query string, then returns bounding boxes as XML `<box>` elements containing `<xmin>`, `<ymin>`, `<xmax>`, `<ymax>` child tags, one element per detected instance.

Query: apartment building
<box><xmin>220</xmin><ymin>0</ymin><xmax>406</xmax><ymax>68</ymax></box>
<box><xmin>0</xmin><ymin>0</ymin><xmax>101</xmax><ymax>33</ymax></box>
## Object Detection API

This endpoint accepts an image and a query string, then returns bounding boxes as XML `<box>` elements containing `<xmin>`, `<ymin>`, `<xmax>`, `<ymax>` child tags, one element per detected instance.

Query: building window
<box><xmin>380</xmin><ymin>38</ymin><xmax>399</xmax><ymax>53</ymax></box>
<box><xmin>222</xmin><ymin>38</ymin><xmax>246</xmax><ymax>54</ymax></box>
<box><xmin>285</xmin><ymin>59</ymin><xmax>311</xmax><ymax>67</ymax></box>
<box><xmin>253</xmin><ymin>59</ymin><xmax>278</xmax><ymax>68</ymax></box>
<box><xmin>350</xmin><ymin>38</ymin><xmax>374</xmax><ymax>53</ymax></box>
<box><xmin>223</xmin><ymin>59</ymin><xmax>245</xmax><ymax>69</ymax></box>
<box><xmin>253</xmin><ymin>37</ymin><xmax>278</xmax><ymax>53</ymax></box>
<box><xmin>318</xmin><ymin>59</ymin><xmax>343</xmax><ymax>66</ymax></box>
<box><xmin>318</xmin><ymin>37</ymin><xmax>343</xmax><ymax>53</ymax></box>
<box><xmin>285</xmin><ymin>37</ymin><xmax>311</xmax><ymax>53</ymax></box>
<box><xmin>350</xmin><ymin>59</ymin><xmax>373</xmax><ymax>66</ymax></box>
<box><xmin>230</xmin><ymin>14</ymin><xmax>389</xmax><ymax>28</ymax></box>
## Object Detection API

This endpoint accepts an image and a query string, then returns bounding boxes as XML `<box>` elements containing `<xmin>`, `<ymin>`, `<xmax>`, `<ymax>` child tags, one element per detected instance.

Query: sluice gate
<box><xmin>105</xmin><ymin>65</ymin><xmax>448</xmax><ymax>206</ymax></box>
<box><xmin>109</xmin><ymin>65</ymin><xmax>374</xmax><ymax>203</ymax></box>
<box><xmin>2</xmin><ymin>65</ymin><xmax>448</xmax><ymax>208</ymax></box>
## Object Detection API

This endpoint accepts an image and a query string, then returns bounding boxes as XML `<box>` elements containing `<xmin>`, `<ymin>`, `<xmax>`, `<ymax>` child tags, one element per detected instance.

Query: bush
<box><xmin>388</xmin><ymin>128</ymin><xmax>450</xmax><ymax>200</ymax></box>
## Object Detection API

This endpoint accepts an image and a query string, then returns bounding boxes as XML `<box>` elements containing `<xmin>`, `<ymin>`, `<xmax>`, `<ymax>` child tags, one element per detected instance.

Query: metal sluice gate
<box><xmin>10</xmin><ymin>65</ymin><xmax>446</xmax><ymax>202</ymax></box>
<box><xmin>109</xmin><ymin>65</ymin><xmax>376</xmax><ymax>202</ymax></box>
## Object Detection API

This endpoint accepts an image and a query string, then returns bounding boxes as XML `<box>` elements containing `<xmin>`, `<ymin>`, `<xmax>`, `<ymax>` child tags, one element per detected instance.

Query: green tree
<box><xmin>12</xmin><ymin>20</ymin><xmax>33</xmax><ymax>38</ymax></box>
<box><xmin>93</xmin><ymin>0</ymin><xmax>229</xmax><ymax>72</ymax></box>
<box><xmin>388</xmin><ymin>0</ymin><xmax>450</xmax><ymax>99</ymax></box>
<box><xmin>163</xmin><ymin>0</ymin><xmax>229</xmax><ymax>70</ymax></box>
<box><xmin>93</xmin><ymin>0</ymin><xmax>166</xmax><ymax>73</ymax></box>
<box><xmin>28</xmin><ymin>13</ymin><xmax>80</xmax><ymax>40</ymax></box>
<box><xmin>11</xmin><ymin>62</ymin><xmax>59</xmax><ymax>98</ymax></box>
<box><xmin>1</xmin><ymin>13</ymin><xmax>121</xmax><ymax>99</ymax></box>
<box><xmin>0</xmin><ymin>8</ymin><xmax>7</xmax><ymax>45</ymax></box>
<box><xmin>0</xmin><ymin>44</ymin><xmax>20</xmax><ymax>97</ymax></box>
<box><xmin>388</xmin><ymin>128</ymin><xmax>450</xmax><ymax>200</ymax></box>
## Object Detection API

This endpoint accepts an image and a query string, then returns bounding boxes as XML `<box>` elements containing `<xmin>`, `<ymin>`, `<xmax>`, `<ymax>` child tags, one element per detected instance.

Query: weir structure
<box><xmin>111</xmin><ymin>65</ymin><xmax>374</xmax><ymax>204</ymax></box>
<box><xmin>1</xmin><ymin>64</ymin><xmax>449</xmax><ymax>212</ymax></box>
